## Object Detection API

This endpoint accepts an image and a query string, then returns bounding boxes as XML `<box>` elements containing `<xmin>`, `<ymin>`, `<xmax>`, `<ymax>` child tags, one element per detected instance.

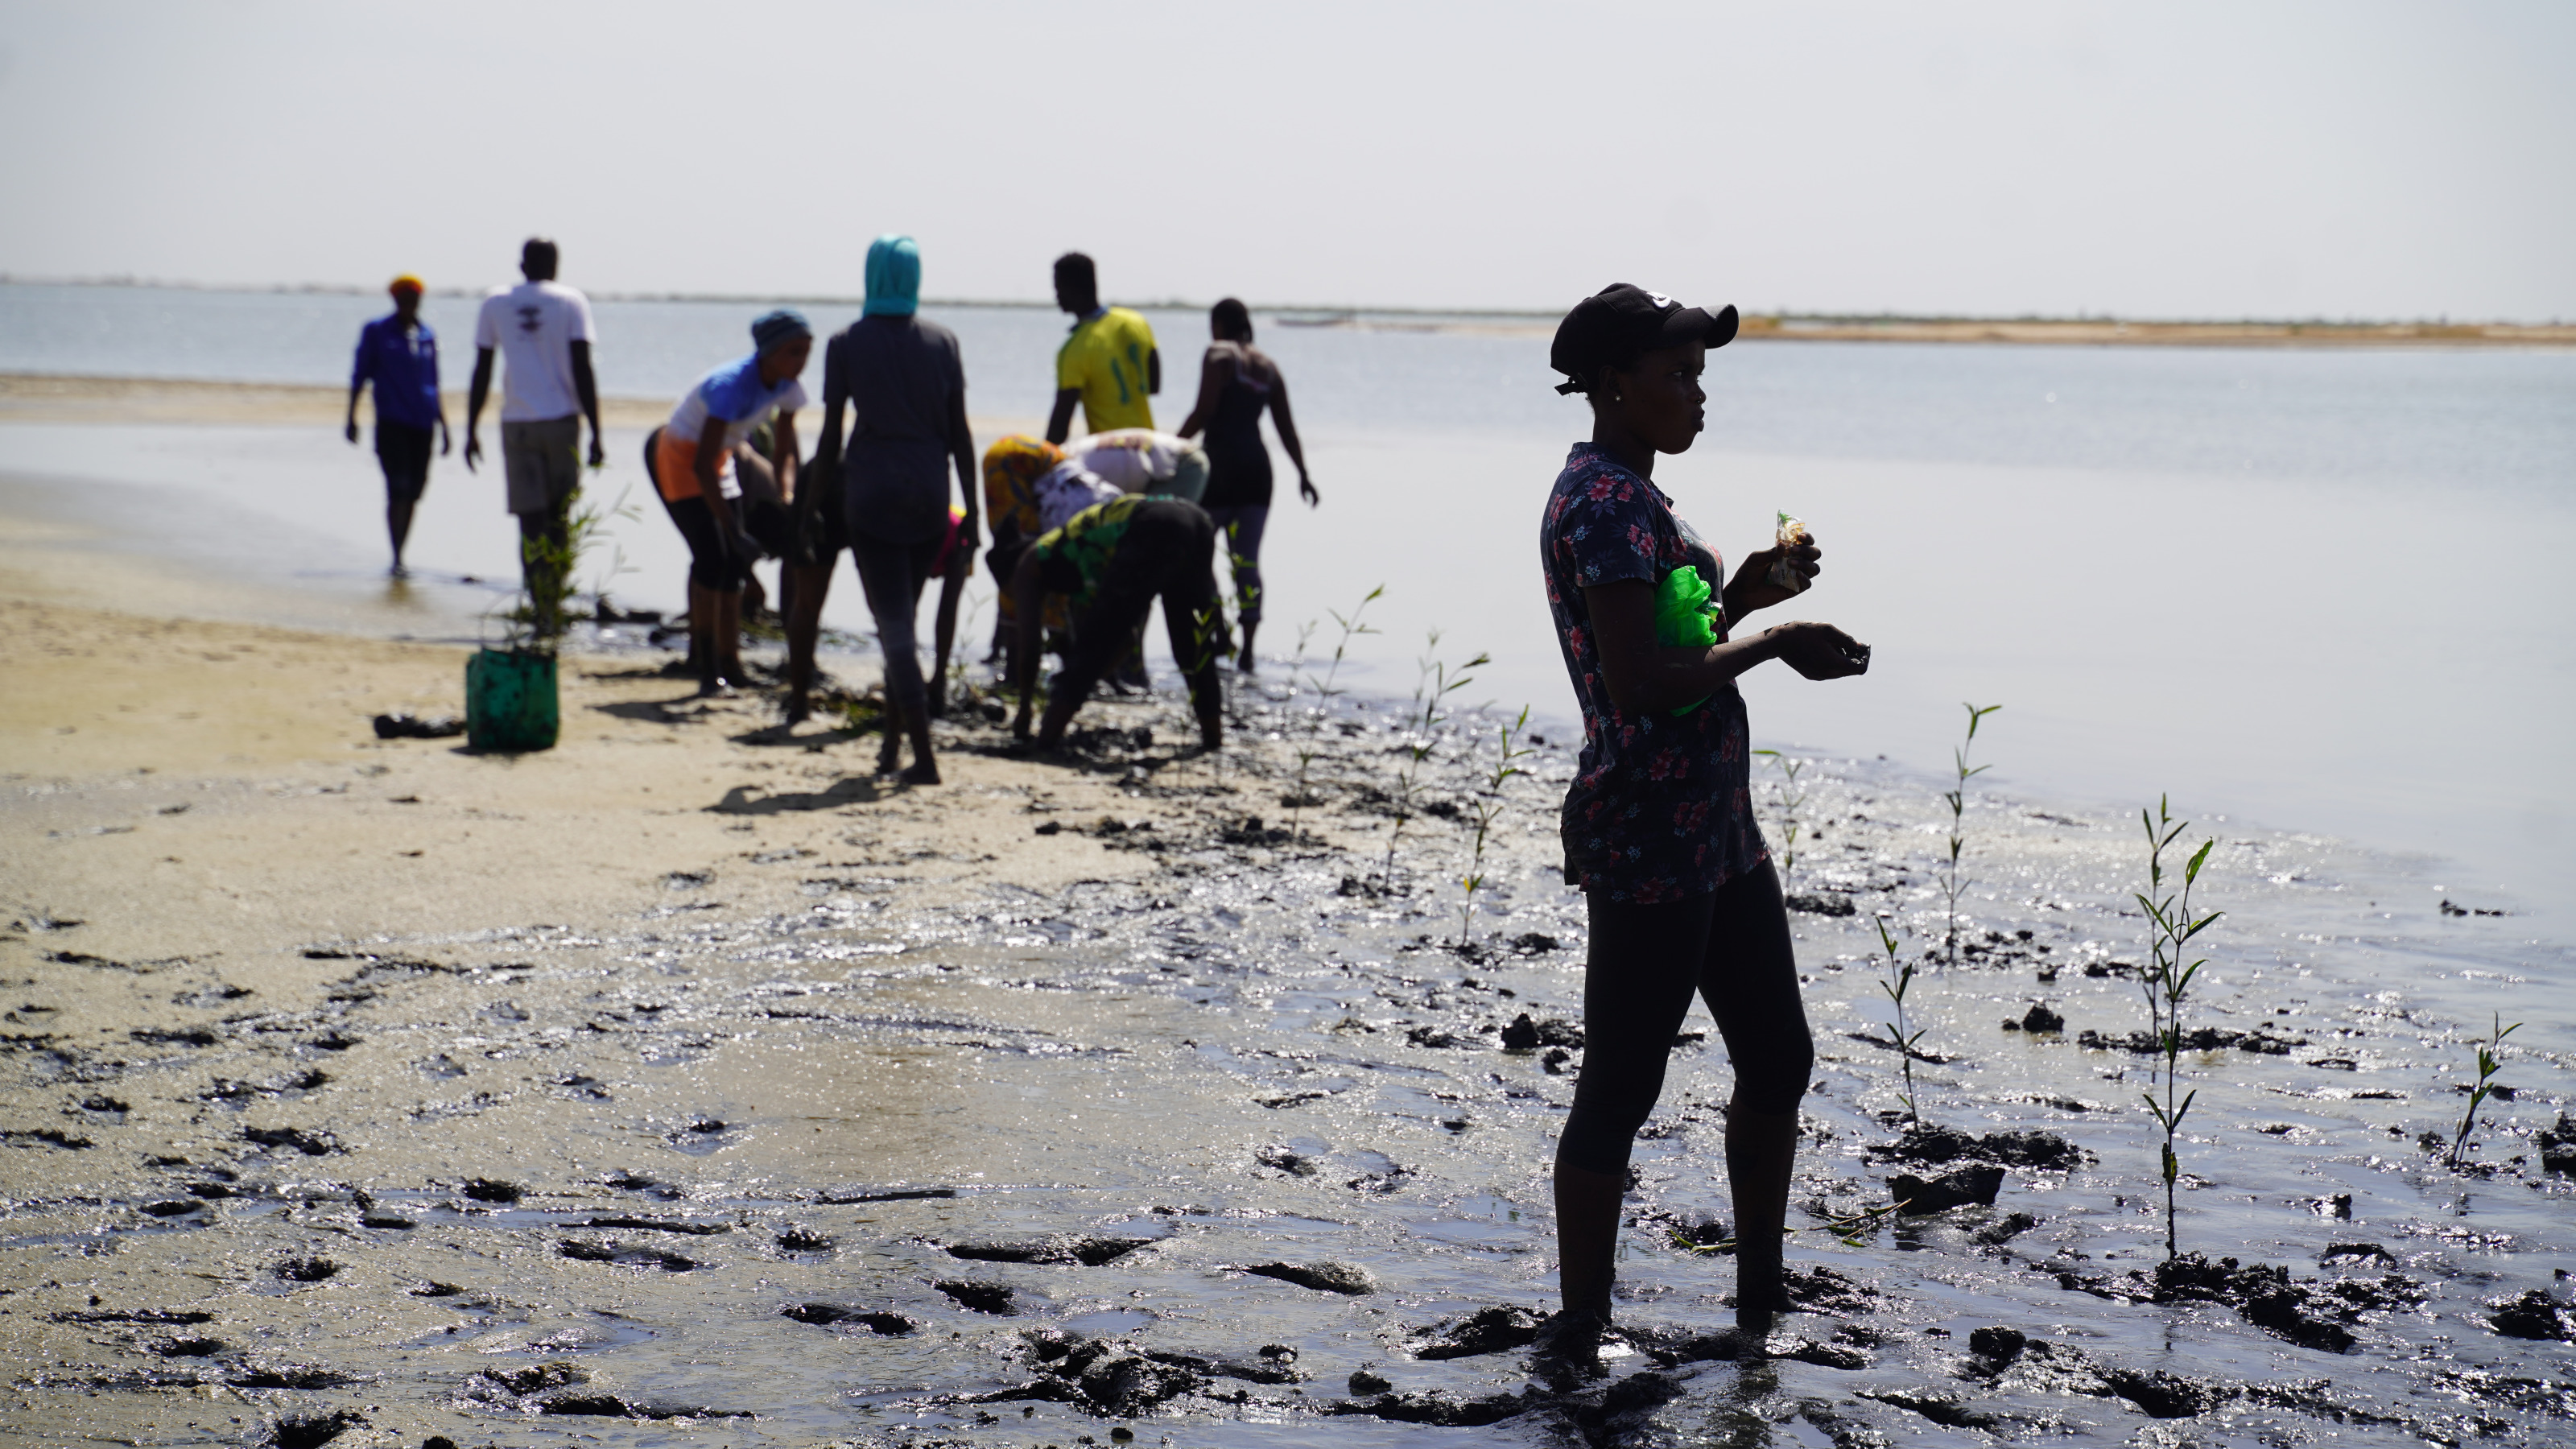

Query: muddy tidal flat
<box><xmin>2</xmin><ymin>605</ymin><xmax>2573</xmax><ymax>1448</ymax></box>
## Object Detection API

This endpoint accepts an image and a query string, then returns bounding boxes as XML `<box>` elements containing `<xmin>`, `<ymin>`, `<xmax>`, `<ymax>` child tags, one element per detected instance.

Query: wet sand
<box><xmin>4</xmin><ymin>564</ymin><xmax>2574</xmax><ymax>1447</ymax></box>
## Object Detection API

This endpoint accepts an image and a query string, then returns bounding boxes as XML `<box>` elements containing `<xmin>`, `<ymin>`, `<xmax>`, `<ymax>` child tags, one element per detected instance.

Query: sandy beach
<box><xmin>3</xmin><ymin>386</ymin><xmax>2574</xmax><ymax>1449</ymax></box>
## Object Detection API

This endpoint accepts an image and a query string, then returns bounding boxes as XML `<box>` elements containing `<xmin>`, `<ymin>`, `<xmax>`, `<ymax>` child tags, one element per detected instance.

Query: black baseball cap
<box><xmin>1550</xmin><ymin>284</ymin><xmax>1740</xmax><ymax>394</ymax></box>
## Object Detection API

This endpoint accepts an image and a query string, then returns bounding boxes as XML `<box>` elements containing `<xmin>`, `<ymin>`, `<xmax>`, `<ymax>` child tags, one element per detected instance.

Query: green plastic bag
<box><xmin>465</xmin><ymin>648</ymin><xmax>559</xmax><ymax>752</ymax></box>
<box><xmin>1653</xmin><ymin>565</ymin><xmax>1720</xmax><ymax>716</ymax></box>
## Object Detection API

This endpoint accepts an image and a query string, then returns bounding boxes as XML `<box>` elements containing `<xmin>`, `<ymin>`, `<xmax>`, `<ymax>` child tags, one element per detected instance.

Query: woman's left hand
<box><xmin>1726</xmin><ymin>536</ymin><xmax>1823</xmax><ymax>617</ymax></box>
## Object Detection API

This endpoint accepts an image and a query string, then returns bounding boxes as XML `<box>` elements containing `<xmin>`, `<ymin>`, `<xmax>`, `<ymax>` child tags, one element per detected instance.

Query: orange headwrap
<box><xmin>388</xmin><ymin>275</ymin><xmax>425</xmax><ymax>298</ymax></box>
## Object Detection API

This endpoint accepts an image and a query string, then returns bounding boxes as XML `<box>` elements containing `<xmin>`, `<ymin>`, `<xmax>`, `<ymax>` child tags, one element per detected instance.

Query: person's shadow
<box><xmin>706</xmin><ymin>777</ymin><xmax>891</xmax><ymax>814</ymax></box>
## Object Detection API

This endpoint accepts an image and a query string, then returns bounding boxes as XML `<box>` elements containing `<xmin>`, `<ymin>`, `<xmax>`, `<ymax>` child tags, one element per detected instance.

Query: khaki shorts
<box><xmin>502</xmin><ymin>415</ymin><xmax>582</xmax><ymax>515</ymax></box>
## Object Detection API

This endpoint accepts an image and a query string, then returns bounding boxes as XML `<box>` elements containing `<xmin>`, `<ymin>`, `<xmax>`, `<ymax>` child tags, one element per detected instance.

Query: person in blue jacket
<box><xmin>345</xmin><ymin>275</ymin><xmax>449</xmax><ymax>576</ymax></box>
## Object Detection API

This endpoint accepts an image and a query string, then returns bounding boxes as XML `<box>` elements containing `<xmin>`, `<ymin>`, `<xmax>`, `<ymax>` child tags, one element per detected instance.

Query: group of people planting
<box><xmin>349</xmin><ymin>254</ymin><xmax>1875</xmax><ymax>1365</ymax></box>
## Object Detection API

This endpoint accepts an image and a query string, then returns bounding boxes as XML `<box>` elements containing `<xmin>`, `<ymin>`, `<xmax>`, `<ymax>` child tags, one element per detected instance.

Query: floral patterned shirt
<box><xmin>1541</xmin><ymin>442</ymin><xmax>1766</xmax><ymax>903</ymax></box>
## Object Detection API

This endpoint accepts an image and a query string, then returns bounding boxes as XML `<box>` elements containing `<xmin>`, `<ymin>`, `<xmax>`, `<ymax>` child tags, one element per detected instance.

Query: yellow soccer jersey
<box><xmin>1055</xmin><ymin>307</ymin><xmax>1158</xmax><ymax>433</ymax></box>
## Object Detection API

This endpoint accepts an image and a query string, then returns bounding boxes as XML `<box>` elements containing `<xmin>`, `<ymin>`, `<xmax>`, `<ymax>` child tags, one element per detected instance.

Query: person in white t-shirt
<box><xmin>464</xmin><ymin>237</ymin><xmax>603</xmax><ymax>635</ymax></box>
<box><xmin>1059</xmin><ymin>428</ymin><xmax>1208</xmax><ymax>503</ymax></box>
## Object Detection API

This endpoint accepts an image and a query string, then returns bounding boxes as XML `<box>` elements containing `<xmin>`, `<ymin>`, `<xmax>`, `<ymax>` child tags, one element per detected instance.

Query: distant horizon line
<box><xmin>0</xmin><ymin>273</ymin><xmax>2561</xmax><ymax>332</ymax></box>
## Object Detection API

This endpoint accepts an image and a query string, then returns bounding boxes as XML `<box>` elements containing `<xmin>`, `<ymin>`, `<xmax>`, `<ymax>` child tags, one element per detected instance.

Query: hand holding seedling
<box><xmin>1725</xmin><ymin>533</ymin><xmax>1822</xmax><ymax>616</ymax></box>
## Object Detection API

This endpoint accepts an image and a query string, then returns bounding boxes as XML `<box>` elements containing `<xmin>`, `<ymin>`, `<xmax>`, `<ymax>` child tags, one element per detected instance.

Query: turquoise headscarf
<box><xmin>864</xmin><ymin>234</ymin><xmax>920</xmax><ymax>318</ymax></box>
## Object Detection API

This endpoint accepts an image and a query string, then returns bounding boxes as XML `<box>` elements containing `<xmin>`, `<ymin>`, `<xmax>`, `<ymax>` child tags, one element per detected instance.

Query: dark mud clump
<box><xmin>270</xmin><ymin>1410</ymin><xmax>364</xmax><ymax>1448</ymax></box>
<box><xmin>935</xmin><ymin>1279</ymin><xmax>1018</xmax><ymax>1314</ymax></box>
<box><xmin>777</xmin><ymin>1226</ymin><xmax>833</xmax><ymax>1251</ymax></box>
<box><xmin>1408</xmin><ymin>1305</ymin><xmax>1545</xmax><ymax>1360</ymax></box>
<box><xmin>2488</xmin><ymin>1289</ymin><xmax>2576</xmax><ymax>1341</ymax></box>
<box><xmin>556</xmin><ymin>1238</ymin><xmax>696</xmax><ymax>1272</ymax></box>
<box><xmin>1241</xmin><ymin>1261</ymin><xmax>1377</xmax><ymax>1294</ymax></box>
<box><xmin>940</xmin><ymin>1233</ymin><xmax>1155</xmax><ymax>1266</ymax></box>
<box><xmin>1501</xmin><ymin>1013</ymin><xmax>1584</xmax><ymax>1051</ymax></box>
<box><xmin>2534</xmin><ymin>1114</ymin><xmax>2576</xmax><ymax>1177</ymax></box>
<box><xmin>1868</xmin><ymin>1123</ymin><xmax>2086</xmax><ymax>1170</ymax></box>
<box><xmin>1857</xmin><ymin>1389</ymin><xmax>2004</xmax><ymax>1430</ymax></box>
<box><xmin>153</xmin><ymin>1336</ymin><xmax>228</xmax><ymax>1357</ymax></box>
<box><xmin>460</xmin><ymin>1177</ymin><xmax>523</xmax><ymax>1203</ymax></box>
<box><xmin>272</xmin><ymin>1257</ymin><xmax>338</xmax><ymax>1282</ymax></box>
<box><xmin>49</xmin><ymin>1308</ymin><xmax>216</xmax><ymax>1325</ymax></box>
<box><xmin>1332</xmin><ymin>1388</ymin><xmax>1532</xmax><ymax>1426</ymax></box>
<box><xmin>2002</xmin><ymin>1003</ymin><xmax>2066</xmax><ymax>1033</ymax></box>
<box><xmin>581</xmin><ymin>1215</ymin><xmax>729</xmax><ymax>1235</ymax></box>
<box><xmin>3</xmin><ymin>1127</ymin><xmax>94</xmax><ymax>1149</ymax></box>
<box><xmin>2058</xmin><ymin>1253</ymin><xmax>2425</xmax><ymax>1352</ymax></box>
<box><xmin>2076</xmin><ymin>1025</ymin><xmax>2303</xmax><ymax>1055</ymax></box>
<box><xmin>781</xmin><ymin>1302</ymin><xmax>920</xmax><ymax>1335</ymax></box>
<box><xmin>1890</xmin><ymin>1163</ymin><xmax>2006</xmax><ymax>1213</ymax></box>
<box><xmin>140</xmin><ymin>1198</ymin><xmax>203</xmax><ymax>1217</ymax></box>
<box><xmin>242</xmin><ymin>1125</ymin><xmax>338</xmax><ymax>1156</ymax></box>
<box><xmin>983</xmin><ymin>1332</ymin><xmax>1234</xmax><ymax>1415</ymax></box>
<box><xmin>1782</xmin><ymin>1264</ymin><xmax>1880</xmax><ymax>1315</ymax></box>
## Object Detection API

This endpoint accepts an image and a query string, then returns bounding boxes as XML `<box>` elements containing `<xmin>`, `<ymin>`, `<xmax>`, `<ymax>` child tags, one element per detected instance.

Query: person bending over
<box><xmin>1534</xmin><ymin>283</ymin><xmax>1869</xmax><ymax>1365</ymax></box>
<box><xmin>978</xmin><ymin>435</ymin><xmax>1121</xmax><ymax>663</ymax></box>
<box><xmin>1059</xmin><ymin>428</ymin><xmax>1208</xmax><ymax>504</ymax></box>
<box><xmin>345</xmin><ymin>274</ymin><xmax>448</xmax><ymax>577</ymax></box>
<box><xmin>1007</xmin><ymin>495</ymin><xmax>1224</xmax><ymax>753</ymax></box>
<box><xmin>1175</xmin><ymin>296</ymin><xmax>1315</xmax><ymax>671</ymax></box>
<box><xmin>1044</xmin><ymin>252</ymin><xmax>1158</xmax><ymax>444</ymax></box>
<box><xmin>654</xmin><ymin>310</ymin><xmax>811</xmax><ymax>696</ymax></box>
<box><xmin>811</xmin><ymin>234</ymin><xmax>978</xmax><ymax>782</ymax></box>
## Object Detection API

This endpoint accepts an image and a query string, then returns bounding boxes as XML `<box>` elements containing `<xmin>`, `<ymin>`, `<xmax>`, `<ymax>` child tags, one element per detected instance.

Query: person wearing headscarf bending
<box><xmin>651</xmin><ymin>309</ymin><xmax>812</xmax><ymax>695</ymax></box>
<box><xmin>811</xmin><ymin>234</ymin><xmax>978</xmax><ymax>784</ymax></box>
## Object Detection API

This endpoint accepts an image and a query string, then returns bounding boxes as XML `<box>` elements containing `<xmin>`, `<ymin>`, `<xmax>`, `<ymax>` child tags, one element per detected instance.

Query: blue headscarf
<box><xmin>751</xmin><ymin>308</ymin><xmax>811</xmax><ymax>353</ymax></box>
<box><xmin>864</xmin><ymin>234</ymin><xmax>921</xmax><ymax>318</ymax></box>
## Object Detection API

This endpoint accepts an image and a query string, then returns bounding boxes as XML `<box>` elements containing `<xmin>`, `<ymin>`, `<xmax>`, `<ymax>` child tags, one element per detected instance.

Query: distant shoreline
<box><xmin>3</xmin><ymin>276</ymin><xmax>2568</xmax><ymax>347</ymax></box>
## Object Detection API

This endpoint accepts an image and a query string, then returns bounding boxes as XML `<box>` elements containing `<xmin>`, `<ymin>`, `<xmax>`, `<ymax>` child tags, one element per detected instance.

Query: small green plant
<box><xmin>2136</xmin><ymin>795</ymin><xmax>2221</xmax><ymax>1260</ymax></box>
<box><xmin>1667</xmin><ymin>1199</ymin><xmax>1906</xmax><ymax>1255</ymax></box>
<box><xmin>500</xmin><ymin>485</ymin><xmax>639</xmax><ymax>649</ymax></box>
<box><xmin>1940</xmin><ymin>703</ymin><xmax>2002</xmax><ymax>967</ymax></box>
<box><xmin>1382</xmin><ymin>629</ymin><xmax>1486</xmax><ymax>892</ymax></box>
<box><xmin>1287</xmin><ymin>586</ymin><xmax>1381</xmax><ymax>840</ymax></box>
<box><xmin>2448</xmin><ymin>1012</ymin><xmax>2521</xmax><ymax>1170</ymax></box>
<box><xmin>1455</xmin><ymin>706</ymin><xmax>1534</xmax><ymax>948</ymax></box>
<box><xmin>1870</xmin><ymin>913</ymin><xmax>1930</xmax><ymax>1125</ymax></box>
<box><xmin>1752</xmin><ymin>749</ymin><xmax>1808</xmax><ymax>889</ymax></box>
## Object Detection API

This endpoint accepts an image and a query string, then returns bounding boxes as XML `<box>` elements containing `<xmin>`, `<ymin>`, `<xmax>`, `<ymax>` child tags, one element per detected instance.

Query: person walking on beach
<box><xmin>464</xmin><ymin>238</ymin><xmax>603</xmax><ymax>635</ymax></box>
<box><xmin>1006</xmin><ymin>493</ymin><xmax>1225</xmax><ymax>753</ymax></box>
<box><xmin>1175</xmin><ymin>297</ymin><xmax>1315</xmax><ymax>671</ymax></box>
<box><xmin>1045</xmin><ymin>253</ymin><xmax>1159</xmax><ymax>444</ymax></box>
<box><xmin>1535</xmin><ymin>284</ymin><xmax>1868</xmax><ymax>1363</ymax></box>
<box><xmin>651</xmin><ymin>311</ymin><xmax>811</xmax><ymax>696</ymax></box>
<box><xmin>345</xmin><ymin>274</ymin><xmax>448</xmax><ymax>577</ymax></box>
<box><xmin>811</xmin><ymin>235</ymin><xmax>978</xmax><ymax>782</ymax></box>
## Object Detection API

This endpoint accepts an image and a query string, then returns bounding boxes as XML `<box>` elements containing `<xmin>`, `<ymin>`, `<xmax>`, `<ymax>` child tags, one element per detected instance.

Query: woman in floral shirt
<box><xmin>1536</xmin><ymin>284</ymin><xmax>1870</xmax><ymax>1359</ymax></box>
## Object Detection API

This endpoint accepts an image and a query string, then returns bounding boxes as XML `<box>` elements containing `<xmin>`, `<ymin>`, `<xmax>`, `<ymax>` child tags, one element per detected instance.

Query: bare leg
<box><xmin>1552</xmin><ymin>1162</ymin><xmax>1622</xmax><ymax>1318</ymax></box>
<box><xmin>928</xmin><ymin>555</ymin><xmax>968</xmax><ymax>717</ymax></box>
<box><xmin>783</xmin><ymin>561</ymin><xmax>834</xmax><ymax>724</ymax></box>
<box><xmin>899</xmin><ymin>700</ymin><xmax>939</xmax><ymax>785</ymax></box>
<box><xmin>1236</xmin><ymin>620</ymin><xmax>1260</xmax><ymax>673</ymax></box>
<box><xmin>688</xmin><ymin>584</ymin><xmax>722</xmax><ymax>694</ymax></box>
<box><xmin>387</xmin><ymin>498</ymin><xmax>416</xmax><ymax>573</ymax></box>
<box><xmin>711</xmin><ymin>588</ymin><xmax>745</xmax><ymax>688</ymax></box>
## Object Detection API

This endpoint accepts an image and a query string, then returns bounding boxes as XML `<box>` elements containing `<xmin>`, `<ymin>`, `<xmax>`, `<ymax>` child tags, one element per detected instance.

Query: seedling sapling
<box><xmin>1288</xmin><ymin>586</ymin><xmax>1381</xmax><ymax>840</ymax></box>
<box><xmin>1381</xmin><ymin>629</ymin><xmax>1486</xmax><ymax>892</ymax></box>
<box><xmin>1752</xmin><ymin>749</ymin><xmax>1808</xmax><ymax>890</ymax></box>
<box><xmin>2136</xmin><ymin>795</ymin><xmax>2222</xmax><ymax>1260</ymax></box>
<box><xmin>2448</xmin><ymin>1012</ymin><xmax>2521</xmax><ymax>1170</ymax></box>
<box><xmin>1940</xmin><ymin>703</ymin><xmax>2002</xmax><ymax>967</ymax></box>
<box><xmin>1456</xmin><ymin>706</ymin><xmax>1534</xmax><ymax>948</ymax></box>
<box><xmin>1872</xmin><ymin>913</ymin><xmax>1930</xmax><ymax>1125</ymax></box>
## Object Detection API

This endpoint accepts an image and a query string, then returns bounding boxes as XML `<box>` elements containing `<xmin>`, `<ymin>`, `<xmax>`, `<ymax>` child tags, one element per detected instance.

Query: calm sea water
<box><xmin>3</xmin><ymin>283</ymin><xmax>2572</xmax><ymax>936</ymax></box>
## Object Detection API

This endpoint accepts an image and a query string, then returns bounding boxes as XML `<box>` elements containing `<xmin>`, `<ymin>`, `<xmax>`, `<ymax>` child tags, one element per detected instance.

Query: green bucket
<box><xmin>465</xmin><ymin>648</ymin><xmax>559</xmax><ymax>752</ymax></box>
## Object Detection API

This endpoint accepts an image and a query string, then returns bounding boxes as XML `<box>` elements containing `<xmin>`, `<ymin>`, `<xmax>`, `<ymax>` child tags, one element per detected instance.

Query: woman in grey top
<box><xmin>811</xmin><ymin>234</ymin><xmax>980</xmax><ymax>784</ymax></box>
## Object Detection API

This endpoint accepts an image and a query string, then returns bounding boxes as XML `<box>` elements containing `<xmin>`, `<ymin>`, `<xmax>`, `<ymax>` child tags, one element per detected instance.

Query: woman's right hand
<box><xmin>1767</xmin><ymin>621</ymin><xmax>1871</xmax><ymax>679</ymax></box>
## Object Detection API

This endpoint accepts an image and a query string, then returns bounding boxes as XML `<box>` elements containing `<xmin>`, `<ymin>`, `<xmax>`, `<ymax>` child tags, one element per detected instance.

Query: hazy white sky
<box><xmin>2</xmin><ymin>1</ymin><xmax>2568</xmax><ymax>319</ymax></box>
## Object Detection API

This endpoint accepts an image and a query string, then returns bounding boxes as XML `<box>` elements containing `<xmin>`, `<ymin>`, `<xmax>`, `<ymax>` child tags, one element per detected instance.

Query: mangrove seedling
<box><xmin>1383</xmin><ymin>629</ymin><xmax>1486</xmax><ymax>891</ymax></box>
<box><xmin>1456</xmin><ymin>705</ymin><xmax>1534</xmax><ymax>948</ymax></box>
<box><xmin>2448</xmin><ymin>1012</ymin><xmax>2521</xmax><ymax>1170</ymax></box>
<box><xmin>2136</xmin><ymin>795</ymin><xmax>2221</xmax><ymax>1260</ymax></box>
<box><xmin>1940</xmin><ymin>703</ymin><xmax>2002</xmax><ymax>967</ymax></box>
<box><xmin>1752</xmin><ymin>749</ymin><xmax>1809</xmax><ymax>890</ymax></box>
<box><xmin>1872</xmin><ymin>913</ymin><xmax>1930</xmax><ymax>1125</ymax></box>
<box><xmin>1288</xmin><ymin>585</ymin><xmax>1381</xmax><ymax>839</ymax></box>
<box><xmin>501</xmin><ymin>484</ymin><xmax>639</xmax><ymax>647</ymax></box>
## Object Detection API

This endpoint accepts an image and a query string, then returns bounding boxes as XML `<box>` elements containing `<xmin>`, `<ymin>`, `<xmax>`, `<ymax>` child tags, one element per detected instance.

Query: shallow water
<box><xmin>5</xmin><ymin>281</ymin><xmax>2572</xmax><ymax>929</ymax></box>
<box><xmin>3</xmin><ymin>680</ymin><xmax>2570</xmax><ymax>1446</ymax></box>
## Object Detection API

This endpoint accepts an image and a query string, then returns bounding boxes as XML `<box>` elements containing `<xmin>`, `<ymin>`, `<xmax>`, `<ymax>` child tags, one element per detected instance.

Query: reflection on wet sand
<box><xmin>2</xmin><ymin>603</ymin><xmax>2573</xmax><ymax>1446</ymax></box>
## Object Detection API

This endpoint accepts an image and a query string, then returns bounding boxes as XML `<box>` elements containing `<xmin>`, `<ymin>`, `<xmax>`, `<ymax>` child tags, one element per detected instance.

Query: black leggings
<box><xmin>667</xmin><ymin>494</ymin><xmax>749</xmax><ymax>591</ymax></box>
<box><xmin>1556</xmin><ymin>860</ymin><xmax>1814</xmax><ymax>1176</ymax></box>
